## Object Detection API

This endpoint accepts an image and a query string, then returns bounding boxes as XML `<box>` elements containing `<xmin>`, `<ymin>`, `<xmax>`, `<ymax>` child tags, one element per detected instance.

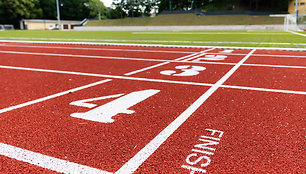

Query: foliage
<box><xmin>88</xmin><ymin>0</ymin><xmax>107</xmax><ymax>19</ymax></box>
<box><xmin>158</xmin><ymin>0</ymin><xmax>291</xmax><ymax>12</ymax></box>
<box><xmin>113</xmin><ymin>0</ymin><xmax>159</xmax><ymax>17</ymax></box>
<box><xmin>0</xmin><ymin>0</ymin><xmax>99</xmax><ymax>28</ymax></box>
<box><xmin>0</xmin><ymin>0</ymin><xmax>42</xmax><ymax>26</ymax></box>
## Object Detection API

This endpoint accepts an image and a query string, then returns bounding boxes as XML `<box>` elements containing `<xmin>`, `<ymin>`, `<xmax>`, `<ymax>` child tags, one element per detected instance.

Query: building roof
<box><xmin>22</xmin><ymin>19</ymin><xmax>82</xmax><ymax>24</ymax></box>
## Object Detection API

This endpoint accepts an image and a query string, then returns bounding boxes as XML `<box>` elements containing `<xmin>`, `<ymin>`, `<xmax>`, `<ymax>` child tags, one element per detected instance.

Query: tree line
<box><xmin>0</xmin><ymin>0</ymin><xmax>292</xmax><ymax>28</ymax></box>
<box><xmin>114</xmin><ymin>0</ymin><xmax>292</xmax><ymax>18</ymax></box>
<box><xmin>158</xmin><ymin>0</ymin><xmax>291</xmax><ymax>12</ymax></box>
<box><xmin>0</xmin><ymin>0</ymin><xmax>123</xmax><ymax>27</ymax></box>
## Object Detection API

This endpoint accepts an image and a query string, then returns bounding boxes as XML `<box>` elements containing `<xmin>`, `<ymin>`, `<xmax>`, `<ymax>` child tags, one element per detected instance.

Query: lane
<box><xmin>246</xmin><ymin>55</ymin><xmax>306</xmax><ymax>67</ymax></box>
<box><xmin>0</xmin><ymin>80</ymin><xmax>209</xmax><ymax>173</ymax></box>
<box><xmin>0</xmin><ymin>155</ymin><xmax>55</xmax><ymax>174</ymax></box>
<box><xmin>0</xmin><ymin>45</ymin><xmax>191</xmax><ymax>61</ymax></box>
<box><xmin>0</xmin><ymin>53</ymin><xmax>160</xmax><ymax>76</ymax></box>
<box><xmin>0</xmin><ymin>68</ymin><xmax>104</xmax><ymax>109</ymax></box>
<box><xmin>254</xmin><ymin>49</ymin><xmax>306</xmax><ymax>56</ymax></box>
<box><xmin>225</xmin><ymin>66</ymin><xmax>306</xmax><ymax>92</ymax></box>
<box><xmin>135</xmin><ymin>88</ymin><xmax>305</xmax><ymax>173</ymax></box>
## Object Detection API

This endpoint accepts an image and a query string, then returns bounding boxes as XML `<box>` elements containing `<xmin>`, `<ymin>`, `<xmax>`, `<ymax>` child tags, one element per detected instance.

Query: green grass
<box><xmin>0</xmin><ymin>30</ymin><xmax>305</xmax><ymax>49</ymax></box>
<box><xmin>86</xmin><ymin>14</ymin><xmax>284</xmax><ymax>26</ymax></box>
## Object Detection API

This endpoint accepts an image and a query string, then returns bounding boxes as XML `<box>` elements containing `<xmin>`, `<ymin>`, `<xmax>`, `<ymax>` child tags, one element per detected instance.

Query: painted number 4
<box><xmin>160</xmin><ymin>65</ymin><xmax>206</xmax><ymax>77</ymax></box>
<box><xmin>69</xmin><ymin>89</ymin><xmax>160</xmax><ymax>123</ymax></box>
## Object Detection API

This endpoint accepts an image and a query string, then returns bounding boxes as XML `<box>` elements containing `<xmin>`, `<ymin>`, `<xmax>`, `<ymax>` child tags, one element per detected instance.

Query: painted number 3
<box><xmin>160</xmin><ymin>65</ymin><xmax>206</xmax><ymax>77</ymax></box>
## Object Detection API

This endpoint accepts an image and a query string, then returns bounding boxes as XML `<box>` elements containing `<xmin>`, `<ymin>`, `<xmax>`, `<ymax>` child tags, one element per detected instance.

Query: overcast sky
<box><xmin>100</xmin><ymin>0</ymin><xmax>113</xmax><ymax>7</ymax></box>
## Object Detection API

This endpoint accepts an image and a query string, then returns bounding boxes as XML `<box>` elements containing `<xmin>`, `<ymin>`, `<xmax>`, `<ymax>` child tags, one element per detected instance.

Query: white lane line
<box><xmin>115</xmin><ymin>49</ymin><xmax>256</xmax><ymax>174</ymax></box>
<box><xmin>0</xmin><ymin>50</ymin><xmax>167</xmax><ymax>63</ymax></box>
<box><xmin>243</xmin><ymin>63</ymin><xmax>306</xmax><ymax>69</ymax></box>
<box><xmin>0</xmin><ymin>79</ymin><xmax>112</xmax><ymax>114</ymax></box>
<box><xmin>252</xmin><ymin>54</ymin><xmax>306</xmax><ymax>58</ymax></box>
<box><xmin>0</xmin><ymin>65</ymin><xmax>213</xmax><ymax>88</ymax></box>
<box><xmin>2</xmin><ymin>44</ymin><xmax>306</xmax><ymax>58</ymax></box>
<box><xmin>288</xmin><ymin>31</ymin><xmax>306</xmax><ymax>37</ymax></box>
<box><xmin>3</xmin><ymin>37</ymin><xmax>305</xmax><ymax>46</ymax></box>
<box><xmin>221</xmin><ymin>85</ymin><xmax>306</xmax><ymax>95</ymax></box>
<box><xmin>0</xmin><ymin>44</ymin><xmax>195</xmax><ymax>54</ymax></box>
<box><xmin>132</xmin><ymin>32</ymin><xmax>291</xmax><ymax>35</ymax></box>
<box><xmin>0</xmin><ymin>49</ymin><xmax>213</xmax><ymax>64</ymax></box>
<box><xmin>0</xmin><ymin>38</ymin><xmax>306</xmax><ymax>47</ymax></box>
<box><xmin>0</xmin><ymin>65</ymin><xmax>305</xmax><ymax>95</ymax></box>
<box><xmin>0</xmin><ymin>143</ymin><xmax>112</xmax><ymax>174</ymax></box>
<box><xmin>0</xmin><ymin>40</ymin><xmax>305</xmax><ymax>51</ymax></box>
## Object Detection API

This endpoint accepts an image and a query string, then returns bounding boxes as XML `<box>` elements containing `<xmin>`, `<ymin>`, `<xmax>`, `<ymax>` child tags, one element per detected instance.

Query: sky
<box><xmin>100</xmin><ymin>0</ymin><xmax>113</xmax><ymax>7</ymax></box>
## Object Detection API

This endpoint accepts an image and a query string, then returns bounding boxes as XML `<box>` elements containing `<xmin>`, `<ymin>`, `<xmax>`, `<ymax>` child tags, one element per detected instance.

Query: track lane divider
<box><xmin>0</xmin><ymin>65</ymin><xmax>305</xmax><ymax>95</ymax></box>
<box><xmin>0</xmin><ymin>143</ymin><xmax>113</xmax><ymax>174</ymax></box>
<box><xmin>2</xmin><ymin>44</ymin><xmax>306</xmax><ymax>58</ymax></box>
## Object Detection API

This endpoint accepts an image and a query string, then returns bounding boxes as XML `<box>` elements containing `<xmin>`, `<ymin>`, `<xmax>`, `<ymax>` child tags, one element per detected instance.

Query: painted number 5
<box><xmin>160</xmin><ymin>65</ymin><xmax>206</xmax><ymax>77</ymax></box>
<box><xmin>70</xmin><ymin>89</ymin><xmax>160</xmax><ymax>123</ymax></box>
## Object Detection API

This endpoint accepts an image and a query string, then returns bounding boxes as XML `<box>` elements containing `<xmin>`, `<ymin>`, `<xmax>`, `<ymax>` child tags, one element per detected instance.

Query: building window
<box><xmin>301</xmin><ymin>2</ymin><xmax>305</xmax><ymax>5</ymax></box>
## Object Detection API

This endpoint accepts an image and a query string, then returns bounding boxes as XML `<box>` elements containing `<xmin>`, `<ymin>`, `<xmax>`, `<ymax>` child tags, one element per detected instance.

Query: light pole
<box><xmin>295</xmin><ymin>0</ymin><xmax>298</xmax><ymax>24</ymax></box>
<box><xmin>56</xmin><ymin>0</ymin><xmax>61</xmax><ymax>30</ymax></box>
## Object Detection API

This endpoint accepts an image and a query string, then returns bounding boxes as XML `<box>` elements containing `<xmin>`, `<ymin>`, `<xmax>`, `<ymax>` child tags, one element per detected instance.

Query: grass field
<box><xmin>0</xmin><ymin>30</ymin><xmax>305</xmax><ymax>48</ymax></box>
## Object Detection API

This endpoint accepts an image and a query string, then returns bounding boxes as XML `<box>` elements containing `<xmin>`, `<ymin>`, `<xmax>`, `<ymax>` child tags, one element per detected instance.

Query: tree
<box><xmin>58</xmin><ymin>0</ymin><xmax>90</xmax><ymax>20</ymax></box>
<box><xmin>157</xmin><ymin>0</ymin><xmax>290</xmax><ymax>12</ymax></box>
<box><xmin>0</xmin><ymin>0</ymin><xmax>42</xmax><ymax>27</ymax></box>
<box><xmin>107</xmin><ymin>7</ymin><xmax>127</xmax><ymax>19</ymax></box>
<box><xmin>88</xmin><ymin>0</ymin><xmax>106</xmax><ymax>20</ymax></box>
<box><xmin>113</xmin><ymin>0</ymin><xmax>159</xmax><ymax>17</ymax></box>
<box><xmin>39</xmin><ymin>0</ymin><xmax>56</xmax><ymax>19</ymax></box>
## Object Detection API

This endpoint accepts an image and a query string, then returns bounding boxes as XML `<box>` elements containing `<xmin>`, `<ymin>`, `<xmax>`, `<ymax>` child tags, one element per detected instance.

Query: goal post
<box><xmin>0</xmin><ymin>24</ymin><xmax>14</xmax><ymax>30</ymax></box>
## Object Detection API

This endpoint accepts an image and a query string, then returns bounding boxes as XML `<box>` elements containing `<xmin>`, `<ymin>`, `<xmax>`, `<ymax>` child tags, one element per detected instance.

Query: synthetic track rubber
<box><xmin>0</xmin><ymin>42</ymin><xmax>305</xmax><ymax>173</ymax></box>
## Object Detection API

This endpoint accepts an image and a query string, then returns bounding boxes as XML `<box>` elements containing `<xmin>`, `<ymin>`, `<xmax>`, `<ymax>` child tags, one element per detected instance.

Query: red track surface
<box><xmin>0</xmin><ymin>42</ymin><xmax>305</xmax><ymax>173</ymax></box>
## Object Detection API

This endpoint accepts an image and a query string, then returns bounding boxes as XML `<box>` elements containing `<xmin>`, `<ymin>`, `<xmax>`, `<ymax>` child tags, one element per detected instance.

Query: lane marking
<box><xmin>0</xmin><ymin>79</ymin><xmax>112</xmax><ymax>114</ymax></box>
<box><xmin>0</xmin><ymin>44</ymin><xmax>196</xmax><ymax>54</ymax></box>
<box><xmin>0</xmin><ymin>65</ymin><xmax>305</xmax><ymax>95</ymax></box>
<box><xmin>1</xmin><ymin>37</ymin><xmax>305</xmax><ymax>46</ymax></box>
<box><xmin>0</xmin><ymin>40</ymin><xmax>305</xmax><ymax>51</ymax></box>
<box><xmin>220</xmin><ymin>85</ymin><xmax>306</xmax><ymax>95</ymax></box>
<box><xmin>1</xmin><ymin>50</ymin><xmax>305</xmax><ymax>69</ymax></box>
<box><xmin>70</xmin><ymin>89</ymin><xmax>160</xmax><ymax>123</ymax></box>
<box><xmin>0</xmin><ymin>65</ymin><xmax>213</xmax><ymax>88</ymax></box>
<box><xmin>160</xmin><ymin>65</ymin><xmax>206</xmax><ymax>77</ymax></box>
<box><xmin>288</xmin><ymin>31</ymin><xmax>306</xmax><ymax>37</ymax></box>
<box><xmin>132</xmin><ymin>32</ymin><xmax>292</xmax><ymax>35</ymax></box>
<box><xmin>115</xmin><ymin>49</ymin><xmax>257</xmax><ymax>174</ymax></box>
<box><xmin>243</xmin><ymin>63</ymin><xmax>306</xmax><ymax>69</ymax></box>
<box><xmin>2</xmin><ymin>44</ymin><xmax>306</xmax><ymax>58</ymax></box>
<box><xmin>0</xmin><ymin>143</ymin><xmax>112</xmax><ymax>174</ymax></box>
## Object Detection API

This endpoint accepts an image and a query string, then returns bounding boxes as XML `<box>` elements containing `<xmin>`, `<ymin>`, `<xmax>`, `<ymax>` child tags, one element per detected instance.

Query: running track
<box><xmin>0</xmin><ymin>42</ymin><xmax>305</xmax><ymax>173</ymax></box>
